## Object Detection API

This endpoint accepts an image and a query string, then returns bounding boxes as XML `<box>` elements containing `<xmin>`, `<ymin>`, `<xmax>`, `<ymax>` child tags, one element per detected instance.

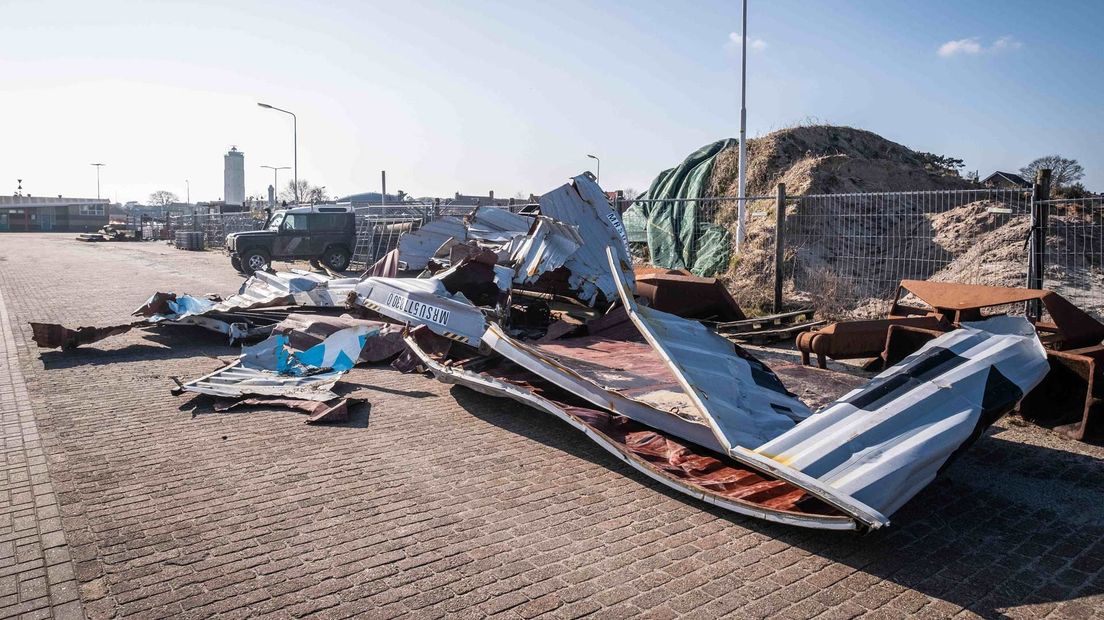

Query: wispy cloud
<box><xmin>938</xmin><ymin>35</ymin><xmax>1022</xmax><ymax>58</ymax></box>
<box><xmin>727</xmin><ymin>32</ymin><xmax>767</xmax><ymax>52</ymax></box>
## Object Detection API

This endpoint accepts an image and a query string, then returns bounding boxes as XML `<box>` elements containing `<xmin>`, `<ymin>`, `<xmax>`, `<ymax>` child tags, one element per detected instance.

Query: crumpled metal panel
<box><xmin>482</xmin><ymin>324</ymin><xmax>726</xmax><ymax>454</ymax></box>
<box><xmin>353</xmin><ymin>276</ymin><xmax>487</xmax><ymax>346</ymax></box>
<box><xmin>537</xmin><ymin>175</ymin><xmax>635</xmax><ymax>305</ymax></box>
<box><xmin>397</xmin><ymin>217</ymin><xmax>467</xmax><ymax>270</ymax></box>
<box><xmin>30</xmin><ymin>321</ymin><xmax>142</xmax><ymax>350</ymax></box>
<box><xmin>509</xmin><ymin>217</ymin><xmax>583</xmax><ymax>285</ymax></box>
<box><xmin>212</xmin><ymin>270</ymin><xmax>358</xmax><ymax>312</ymax></box>
<box><xmin>273</xmin><ymin>314</ymin><xmax>405</xmax><ymax>363</ymax></box>
<box><xmin>179</xmin><ymin>362</ymin><xmax>344</xmax><ymax>401</ymax></box>
<box><xmin>603</xmin><ymin>247</ymin><xmax>886</xmax><ymax>528</ymax></box>
<box><xmin>603</xmin><ymin>248</ymin><xmax>811</xmax><ymax>450</ymax></box>
<box><xmin>466</xmin><ymin>206</ymin><xmax>533</xmax><ymax>243</ymax></box>
<box><xmin>404</xmin><ymin>330</ymin><xmax>857</xmax><ymax>531</ymax></box>
<box><xmin>753</xmin><ymin>316</ymin><xmax>1050</xmax><ymax>519</ymax></box>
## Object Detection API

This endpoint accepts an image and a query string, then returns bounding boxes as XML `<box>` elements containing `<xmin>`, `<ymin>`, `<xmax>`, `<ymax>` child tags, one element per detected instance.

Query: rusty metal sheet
<box><xmin>213</xmin><ymin>396</ymin><xmax>356</xmax><ymax>424</ymax></box>
<box><xmin>365</xmin><ymin>249</ymin><xmax>400</xmax><ymax>278</ymax></box>
<box><xmin>603</xmin><ymin>248</ymin><xmax>812</xmax><ymax>449</ymax></box>
<box><xmin>29</xmin><ymin>321</ymin><xmax>144</xmax><ymax>350</ymax></box>
<box><xmin>898</xmin><ymin>280</ymin><xmax>1104</xmax><ymax>348</ymax></box>
<box><xmin>482</xmin><ymin>324</ymin><xmax>725</xmax><ymax>453</ymax></box>
<box><xmin>404</xmin><ymin>329</ymin><xmax>857</xmax><ymax>530</ymax></box>
<box><xmin>634</xmin><ymin>271</ymin><xmax>746</xmax><ymax>321</ymax></box>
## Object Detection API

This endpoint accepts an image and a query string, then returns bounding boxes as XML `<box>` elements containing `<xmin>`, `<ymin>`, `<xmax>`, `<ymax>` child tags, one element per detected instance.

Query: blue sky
<box><xmin>2</xmin><ymin>0</ymin><xmax>1101</xmax><ymax>203</ymax></box>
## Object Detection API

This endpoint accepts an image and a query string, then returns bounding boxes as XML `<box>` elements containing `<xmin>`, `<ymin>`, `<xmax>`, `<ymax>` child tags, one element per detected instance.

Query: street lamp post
<box><xmin>257</xmin><ymin>102</ymin><xmax>298</xmax><ymax>204</ymax></box>
<box><xmin>91</xmin><ymin>163</ymin><xmax>105</xmax><ymax>199</ymax></box>
<box><xmin>736</xmin><ymin>0</ymin><xmax>749</xmax><ymax>252</ymax></box>
<box><xmin>260</xmin><ymin>165</ymin><xmax>290</xmax><ymax>205</ymax></box>
<box><xmin>185</xmin><ymin>179</ymin><xmax>190</xmax><ymax>204</ymax></box>
<box><xmin>586</xmin><ymin>154</ymin><xmax>600</xmax><ymax>183</ymax></box>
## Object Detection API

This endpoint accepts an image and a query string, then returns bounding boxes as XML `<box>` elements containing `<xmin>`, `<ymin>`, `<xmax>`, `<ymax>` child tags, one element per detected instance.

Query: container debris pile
<box><xmin>29</xmin><ymin>173</ymin><xmax>1061</xmax><ymax>531</ymax></box>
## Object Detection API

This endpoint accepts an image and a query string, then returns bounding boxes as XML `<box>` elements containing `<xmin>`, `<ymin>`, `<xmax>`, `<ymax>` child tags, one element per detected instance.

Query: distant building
<box><xmin>224</xmin><ymin>147</ymin><xmax>245</xmax><ymax>206</ymax></box>
<box><xmin>0</xmin><ymin>196</ymin><xmax>109</xmax><ymax>232</ymax></box>
<box><xmin>982</xmin><ymin>171</ymin><xmax>1030</xmax><ymax>189</ymax></box>
<box><xmin>450</xmin><ymin>190</ymin><xmax>521</xmax><ymax>207</ymax></box>
<box><xmin>336</xmin><ymin>192</ymin><xmax>404</xmax><ymax>206</ymax></box>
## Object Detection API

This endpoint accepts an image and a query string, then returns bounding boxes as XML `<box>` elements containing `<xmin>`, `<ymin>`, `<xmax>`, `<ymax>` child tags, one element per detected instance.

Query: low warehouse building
<box><xmin>0</xmin><ymin>196</ymin><xmax>109</xmax><ymax>232</ymax></box>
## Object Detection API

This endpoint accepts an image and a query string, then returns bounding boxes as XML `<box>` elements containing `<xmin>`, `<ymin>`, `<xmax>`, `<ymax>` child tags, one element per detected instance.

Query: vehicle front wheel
<box><xmin>322</xmin><ymin>246</ymin><xmax>351</xmax><ymax>272</ymax></box>
<box><xmin>240</xmin><ymin>248</ymin><xmax>270</xmax><ymax>275</ymax></box>
<box><xmin>230</xmin><ymin>255</ymin><xmax>243</xmax><ymax>272</ymax></box>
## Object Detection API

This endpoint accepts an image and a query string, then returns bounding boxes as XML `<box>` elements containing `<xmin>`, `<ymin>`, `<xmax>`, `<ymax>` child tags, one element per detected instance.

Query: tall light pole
<box><xmin>586</xmin><ymin>154</ymin><xmax>600</xmax><ymax>183</ymax></box>
<box><xmin>260</xmin><ymin>165</ymin><xmax>290</xmax><ymax>204</ymax></box>
<box><xmin>735</xmin><ymin>0</ymin><xmax>748</xmax><ymax>251</ymax></box>
<box><xmin>91</xmin><ymin>163</ymin><xmax>105</xmax><ymax>199</ymax></box>
<box><xmin>185</xmin><ymin>179</ymin><xmax>190</xmax><ymax>204</ymax></box>
<box><xmin>257</xmin><ymin>102</ymin><xmax>298</xmax><ymax>203</ymax></box>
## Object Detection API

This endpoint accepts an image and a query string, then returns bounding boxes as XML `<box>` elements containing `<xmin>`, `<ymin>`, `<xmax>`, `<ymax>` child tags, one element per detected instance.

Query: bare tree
<box><xmin>1020</xmin><ymin>155</ymin><xmax>1085</xmax><ymax>188</ymax></box>
<box><xmin>148</xmin><ymin>190</ymin><xmax>179</xmax><ymax>206</ymax></box>
<box><xmin>623</xmin><ymin>187</ymin><xmax>641</xmax><ymax>201</ymax></box>
<box><xmin>278</xmin><ymin>179</ymin><xmax>329</xmax><ymax>204</ymax></box>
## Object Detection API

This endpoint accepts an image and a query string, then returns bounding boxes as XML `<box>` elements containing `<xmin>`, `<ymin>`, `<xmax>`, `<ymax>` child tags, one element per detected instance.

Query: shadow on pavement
<box><xmin>450</xmin><ymin>384</ymin><xmax>1104</xmax><ymax>618</ymax></box>
<box><xmin>36</xmin><ymin>327</ymin><xmax>236</xmax><ymax>370</ymax></box>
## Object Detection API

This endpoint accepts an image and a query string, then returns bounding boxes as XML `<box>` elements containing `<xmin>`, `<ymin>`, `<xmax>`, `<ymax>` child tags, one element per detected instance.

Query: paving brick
<box><xmin>0</xmin><ymin>233</ymin><xmax>1103</xmax><ymax>618</ymax></box>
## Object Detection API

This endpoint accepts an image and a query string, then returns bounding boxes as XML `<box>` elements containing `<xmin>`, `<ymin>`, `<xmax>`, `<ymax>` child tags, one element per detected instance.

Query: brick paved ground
<box><xmin>0</xmin><ymin>233</ymin><xmax>1102</xmax><ymax>619</ymax></box>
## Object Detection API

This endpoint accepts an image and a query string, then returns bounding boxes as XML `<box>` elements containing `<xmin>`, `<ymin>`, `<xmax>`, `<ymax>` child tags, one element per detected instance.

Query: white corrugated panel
<box><xmin>538</xmin><ymin>175</ymin><xmax>635</xmax><ymax>305</ymax></box>
<box><xmin>754</xmin><ymin>316</ymin><xmax>1049</xmax><ymax>518</ymax></box>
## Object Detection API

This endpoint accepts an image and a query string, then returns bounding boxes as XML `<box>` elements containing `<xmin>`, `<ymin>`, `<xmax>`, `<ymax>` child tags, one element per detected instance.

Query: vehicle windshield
<box><xmin>266</xmin><ymin>212</ymin><xmax>286</xmax><ymax>231</ymax></box>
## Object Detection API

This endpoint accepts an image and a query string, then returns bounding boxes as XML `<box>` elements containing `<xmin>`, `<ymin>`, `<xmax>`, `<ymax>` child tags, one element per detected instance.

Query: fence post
<box><xmin>1027</xmin><ymin>168</ymin><xmax>1052</xmax><ymax>319</ymax></box>
<box><xmin>773</xmin><ymin>183</ymin><xmax>786</xmax><ymax>313</ymax></box>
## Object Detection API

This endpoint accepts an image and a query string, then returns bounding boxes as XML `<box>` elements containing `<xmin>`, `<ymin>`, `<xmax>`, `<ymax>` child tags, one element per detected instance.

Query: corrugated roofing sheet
<box><xmin>538</xmin><ymin>175</ymin><xmax>635</xmax><ymax>305</ymax></box>
<box><xmin>753</xmin><ymin>316</ymin><xmax>1050</xmax><ymax>519</ymax></box>
<box><xmin>509</xmin><ymin>217</ymin><xmax>583</xmax><ymax>285</ymax></box>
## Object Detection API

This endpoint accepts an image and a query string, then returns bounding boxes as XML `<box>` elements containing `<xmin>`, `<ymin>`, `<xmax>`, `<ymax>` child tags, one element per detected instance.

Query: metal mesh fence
<box><xmin>1042</xmin><ymin>197</ymin><xmax>1104</xmax><ymax>317</ymax></box>
<box><xmin>783</xmin><ymin>188</ymin><xmax>1031</xmax><ymax>316</ymax></box>
<box><xmin>165</xmin><ymin>212</ymin><xmax>265</xmax><ymax>248</ymax></box>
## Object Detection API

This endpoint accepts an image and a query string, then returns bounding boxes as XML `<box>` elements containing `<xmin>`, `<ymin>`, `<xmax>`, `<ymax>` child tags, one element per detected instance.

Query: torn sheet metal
<box><xmin>404</xmin><ymin>329</ymin><xmax>856</xmax><ymax>530</ymax></box>
<box><xmin>482</xmin><ymin>324</ymin><xmax>724</xmax><ymax>453</ymax></box>
<box><xmin>178</xmin><ymin>362</ymin><xmax>344</xmax><ymax>401</ymax></box>
<box><xmin>213</xmin><ymin>396</ymin><xmax>355</xmax><ymax>424</ymax></box>
<box><xmin>536</xmin><ymin>175</ymin><xmax>634</xmax><ymax>305</ymax></box>
<box><xmin>365</xmin><ymin>249</ymin><xmax>401</xmax><ymax>278</ymax></box>
<box><xmin>29</xmin><ymin>321</ymin><xmax>143</xmax><ymax>350</ymax></box>
<box><xmin>754</xmin><ymin>316</ymin><xmax>1050</xmax><ymax>520</ymax></box>
<box><xmin>397</xmin><ymin>217</ymin><xmax>467</xmax><ymax>271</ymax></box>
<box><xmin>605</xmin><ymin>248</ymin><xmax>887</xmax><ymax>527</ymax></box>
<box><xmin>273</xmin><ymin>314</ymin><xmax>405</xmax><ymax>363</ymax></box>
<box><xmin>211</xmin><ymin>270</ymin><xmax>358</xmax><ymax>312</ymax></box>
<box><xmin>466</xmin><ymin>206</ymin><xmax>533</xmax><ymax>243</ymax></box>
<box><xmin>604</xmin><ymin>248</ymin><xmax>811</xmax><ymax>449</ymax></box>
<box><xmin>353</xmin><ymin>276</ymin><xmax>487</xmax><ymax>346</ymax></box>
<box><xmin>509</xmin><ymin>217</ymin><xmax>583</xmax><ymax>285</ymax></box>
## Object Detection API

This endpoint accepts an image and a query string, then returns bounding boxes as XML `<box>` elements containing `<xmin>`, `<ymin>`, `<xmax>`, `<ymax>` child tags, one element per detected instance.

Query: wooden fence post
<box><xmin>773</xmin><ymin>183</ymin><xmax>786</xmax><ymax>313</ymax></box>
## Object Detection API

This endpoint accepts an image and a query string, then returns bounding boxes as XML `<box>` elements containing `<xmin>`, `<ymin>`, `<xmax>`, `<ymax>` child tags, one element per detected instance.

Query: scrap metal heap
<box><xmin>30</xmin><ymin>174</ymin><xmax>1056</xmax><ymax>531</ymax></box>
<box><xmin>797</xmin><ymin>280</ymin><xmax>1104</xmax><ymax>440</ymax></box>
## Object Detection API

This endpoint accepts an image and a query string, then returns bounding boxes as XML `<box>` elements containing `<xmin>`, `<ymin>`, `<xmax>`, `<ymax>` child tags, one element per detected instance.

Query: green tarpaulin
<box><xmin>624</xmin><ymin>138</ymin><xmax>736</xmax><ymax>276</ymax></box>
